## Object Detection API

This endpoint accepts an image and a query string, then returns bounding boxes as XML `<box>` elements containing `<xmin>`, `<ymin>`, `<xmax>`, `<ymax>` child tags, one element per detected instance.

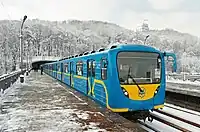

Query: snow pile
<box><xmin>167</xmin><ymin>78</ymin><xmax>200</xmax><ymax>86</ymax></box>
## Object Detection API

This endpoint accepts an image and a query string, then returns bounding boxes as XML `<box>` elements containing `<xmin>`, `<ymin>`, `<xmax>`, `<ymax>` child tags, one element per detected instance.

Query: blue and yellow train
<box><xmin>42</xmin><ymin>44</ymin><xmax>177</xmax><ymax>120</ymax></box>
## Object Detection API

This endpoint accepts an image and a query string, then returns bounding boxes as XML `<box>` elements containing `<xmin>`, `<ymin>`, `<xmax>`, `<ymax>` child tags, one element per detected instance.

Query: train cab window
<box><xmin>76</xmin><ymin>61</ymin><xmax>83</xmax><ymax>76</ymax></box>
<box><xmin>101</xmin><ymin>59</ymin><xmax>108</xmax><ymax>80</ymax></box>
<box><xmin>64</xmin><ymin>63</ymin><xmax>69</xmax><ymax>73</ymax></box>
<box><xmin>117</xmin><ymin>52</ymin><xmax>161</xmax><ymax>84</ymax></box>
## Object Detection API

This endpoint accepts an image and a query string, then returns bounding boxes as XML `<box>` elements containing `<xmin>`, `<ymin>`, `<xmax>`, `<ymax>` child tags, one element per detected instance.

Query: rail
<box><xmin>154</xmin><ymin>109</ymin><xmax>200</xmax><ymax>128</ymax></box>
<box><xmin>137</xmin><ymin>120</ymin><xmax>161</xmax><ymax>132</ymax></box>
<box><xmin>150</xmin><ymin>112</ymin><xmax>191</xmax><ymax>132</ymax></box>
<box><xmin>138</xmin><ymin>109</ymin><xmax>199</xmax><ymax>132</ymax></box>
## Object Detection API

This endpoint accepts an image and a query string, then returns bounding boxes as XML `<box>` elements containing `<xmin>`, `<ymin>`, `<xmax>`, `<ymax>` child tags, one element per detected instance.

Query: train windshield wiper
<box><xmin>127</xmin><ymin>67</ymin><xmax>144</xmax><ymax>93</ymax></box>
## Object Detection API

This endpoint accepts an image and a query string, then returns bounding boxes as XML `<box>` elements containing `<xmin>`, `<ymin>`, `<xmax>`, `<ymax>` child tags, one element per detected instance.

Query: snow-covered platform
<box><xmin>166</xmin><ymin>80</ymin><xmax>200</xmax><ymax>97</ymax></box>
<box><xmin>0</xmin><ymin>71</ymin><xmax>144</xmax><ymax>132</ymax></box>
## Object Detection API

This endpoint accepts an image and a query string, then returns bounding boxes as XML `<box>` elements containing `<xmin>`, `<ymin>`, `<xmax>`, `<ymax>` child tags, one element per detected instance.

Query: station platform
<box><xmin>166</xmin><ymin>81</ymin><xmax>200</xmax><ymax>97</ymax></box>
<box><xmin>0</xmin><ymin>71</ymin><xmax>145</xmax><ymax>132</ymax></box>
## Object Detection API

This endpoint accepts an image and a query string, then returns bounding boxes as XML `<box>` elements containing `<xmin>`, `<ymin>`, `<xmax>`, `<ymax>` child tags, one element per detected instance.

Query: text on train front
<box><xmin>117</xmin><ymin>52</ymin><xmax>161</xmax><ymax>100</ymax></box>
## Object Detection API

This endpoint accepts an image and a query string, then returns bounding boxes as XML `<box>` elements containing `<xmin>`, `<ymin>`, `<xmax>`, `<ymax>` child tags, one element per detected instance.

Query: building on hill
<box><xmin>141</xmin><ymin>19</ymin><xmax>149</xmax><ymax>32</ymax></box>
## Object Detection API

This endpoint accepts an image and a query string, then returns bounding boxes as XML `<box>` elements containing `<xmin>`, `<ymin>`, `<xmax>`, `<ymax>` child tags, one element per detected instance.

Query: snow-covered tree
<box><xmin>0</xmin><ymin>19</ymin><xmax>200</xmax><ymax>75</ymax></box>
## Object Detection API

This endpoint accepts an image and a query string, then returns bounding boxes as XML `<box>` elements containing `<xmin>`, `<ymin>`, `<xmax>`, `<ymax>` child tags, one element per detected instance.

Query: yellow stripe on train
<box><xmin>154</xmin><ymin>104</ymin><xmax>164</xmax><ymax>109</ymax></box>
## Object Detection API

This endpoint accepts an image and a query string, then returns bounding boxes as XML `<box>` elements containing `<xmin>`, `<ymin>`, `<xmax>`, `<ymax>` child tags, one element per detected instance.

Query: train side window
<box><xmin>57</xmin><ymin>65</ymin><xmax>60</xmax><ymax>71</ymax></box>
<box><xmin>92</xmin><ymin>61</ymin><xmax>95</xmax><ymax>77</ymax></box>
<box><xmin>101</xmin><ymin>59</ymin><xmax>108</xmax><ymax>80</ymax></box>
<box><xmin>76</xmin><ymin>61</ymin><xmax>83</xmax><ymax>76</ymax></box>
<box><xmin>64</xmin><ymin>63</ymin><xmax>68</xmax><ymax>73</ymax></box>
<box><xmin>88</xmin><ymin>61</ymin><xmax>91</xmax><ymax>76</ymax></box>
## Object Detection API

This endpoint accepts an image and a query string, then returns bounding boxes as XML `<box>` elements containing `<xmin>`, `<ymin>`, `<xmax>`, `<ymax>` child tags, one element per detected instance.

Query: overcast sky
<box><xmin>0</xmin><ymin>0</ymin><xmax>200</xmax><ymax>36</ymax></box>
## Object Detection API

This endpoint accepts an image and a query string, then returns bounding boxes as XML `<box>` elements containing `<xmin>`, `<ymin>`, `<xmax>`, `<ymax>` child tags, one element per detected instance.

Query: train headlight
<box><xmin>121</xmin><ymin>87</ymin><xmax>129</xmax><ymax>98</ymax></box>
<box><xmin>154</xmin><ymin>86</ymin><xmax>160</xmax><ymax>96</ymax></box>
<box><xmin>154</xmin><ymin>90</ymin><xmax>158</xmax><ymax>94</ymax></box>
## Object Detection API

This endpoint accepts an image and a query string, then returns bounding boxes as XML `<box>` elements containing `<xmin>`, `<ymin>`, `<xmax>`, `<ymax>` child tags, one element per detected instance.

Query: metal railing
<box><xmin>0</xmin><ymin>70</ymin><xmax>26</xmax><ymax>93</ymax></box>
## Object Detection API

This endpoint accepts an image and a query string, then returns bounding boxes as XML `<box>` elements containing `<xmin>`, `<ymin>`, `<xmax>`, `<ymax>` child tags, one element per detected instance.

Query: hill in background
<box><xmin>0</xmin><ymin>19</ymin><xmax>199</xmax><ymax>75</ymax></box>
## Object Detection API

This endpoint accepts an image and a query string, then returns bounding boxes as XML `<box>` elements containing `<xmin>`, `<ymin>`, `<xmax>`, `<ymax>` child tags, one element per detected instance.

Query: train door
<box><xmin>55</xmin><ymin>63</ymin><xmax>57</xmax><ymax>78</ymax></box>
<box><xmin>70</xmin><ymin>62</ymin><xmax>74</xmax><ymax>87</ymax></box>
<box><xmin>50</xmin><ymin>64</ymin><xmax>53</xmax><ymax>76</ymax></box>
<box><xmin>61</xmin><ymin>63</ymin><xmax>64</xmax><ymax>81</ymax></box>
<box><xmin>87</xmin><ymin>60</ymin><xmax>95</xmax><ymax>96</ymax></box>
<box><xmin>57</xmin><ymin>63</ymin><xmax>60</xmax><ymax>79</ymax></box>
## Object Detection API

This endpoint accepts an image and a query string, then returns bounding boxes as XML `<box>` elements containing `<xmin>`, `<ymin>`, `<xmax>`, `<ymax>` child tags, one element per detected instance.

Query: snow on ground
<box><xmin>0</xmin><ymin>72</ymin><xmax>107</xmax><ymax>132</ymax></box>
<box><xmin>0</xmin><ymin>71</ymin><xmax>142</xmax><ymax>132</ymax></box>
<box><xmin>167</xmin><ymin>78</ymin><xmax>200</xmax><ymax>86</ymax></box>
<box><xmin>166</xmin><ymin>77</ymin><xmax>200</xmax><ymax>96</ymax></box>
<box><xmin>166</xmin><ymin>83</ymin><xmax>200</xmax><ymax>93</ymax></box>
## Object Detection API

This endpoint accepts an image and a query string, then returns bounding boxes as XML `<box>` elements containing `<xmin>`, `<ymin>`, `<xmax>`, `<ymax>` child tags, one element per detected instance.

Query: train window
<box><xmin>57</xmin><ymin>65</ymin><xmax>60</xmax><ymax>71</ymax></box>
<box><xmin>76</xmin><ymin>61</ymin><xmax>83</xmax><ymax>76</ymax></box>
<box><xmin>92</xmin><ymin>61</ymin><xmax>96</xmax><ymax>77</ymax></box>
<box><xmin>101</xmin><ymin>59</ymin><xmax>107</xmax><ymax>80</ymax></box>
<box><xmin>87</xmin><ymin>61</ymin><xmax>92</xmax><ymax>76</ymax></box>
<box><xmin>88</xmin><ymin>61</ymin><xmax>91</xmax><ymax>76</ymax></box>
<box><xmin>117</xmin><ymin>52</ymin><xmax>161</xmax><ymax>84</ymax></box>
<box><xmin>87</xmin><ymin>60</ymin><xmax>95</xmax><ymax>77</ymax></box>
<box><xmin>64</xmin><ymin>63</ymin><xmax>69</xmax><ymax>73</ymax></box>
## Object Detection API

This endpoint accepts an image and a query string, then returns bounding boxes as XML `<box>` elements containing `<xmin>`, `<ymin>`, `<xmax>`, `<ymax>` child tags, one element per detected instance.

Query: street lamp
<box><xmin>144</xmin><ymin>35</ymin><xmax>150</xmax><ymax>45</ymax></box>
<box><xmin>20</xmin><ymin>15</ymin><xmax>27</xmax><ymax>71</ymax></box>
<box><xmin>19</xmin><ymin>15</ymin><xmax>27</xmax><ymax>82</ymax></box>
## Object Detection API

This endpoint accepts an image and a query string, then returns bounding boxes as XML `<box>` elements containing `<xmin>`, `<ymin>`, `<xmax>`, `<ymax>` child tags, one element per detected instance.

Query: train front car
<box><xmin>108</xmin><ymin>44</ymin><xmax>176</xmax><ymax>120</ymax></box>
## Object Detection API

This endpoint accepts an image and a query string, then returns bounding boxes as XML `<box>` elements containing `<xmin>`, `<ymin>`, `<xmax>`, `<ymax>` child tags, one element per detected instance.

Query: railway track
<box><xmin>164</xmin><ymin>104</ymin><xmax>200</xmax><ymax>117</ymax></box>
<box><xmin>137</xmin><ymin>119</ymin><xmax>161</xmax><ymax>132</ymax></box>
<box><xmin>122</xmin><ymin>108</ymin><xmax>200</xmax><ymax>132</ymax></box>
<box><xmin>150</xmin><ymin>112</ymin><xmax>191</xmax><ymax>132</ymax></box>
<box><xmin>154</xmin><ymin>109</ymin><xmax>200</xmax><ymax>129</ymax></box>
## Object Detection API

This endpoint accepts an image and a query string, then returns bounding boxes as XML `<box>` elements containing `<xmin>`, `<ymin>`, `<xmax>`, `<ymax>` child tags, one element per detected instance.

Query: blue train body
<box><xmin>43</xmin><ymin>44</ymin><xmax>177</xmax><ymax>114</ymax></box>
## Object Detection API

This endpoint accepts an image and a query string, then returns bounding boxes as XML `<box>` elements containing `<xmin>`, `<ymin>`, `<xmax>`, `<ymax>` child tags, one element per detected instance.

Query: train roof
<box><xmin>48</xmin><ymin>44</ymin><xmax>161</xmax><ymax>64</ymax></box>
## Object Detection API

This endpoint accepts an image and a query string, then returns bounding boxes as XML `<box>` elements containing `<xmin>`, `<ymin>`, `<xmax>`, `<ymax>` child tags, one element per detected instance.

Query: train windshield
<box><xmin>117</xmin><ymin>52</ymin><xmax>161</xmax><ymax>84</ymax></box>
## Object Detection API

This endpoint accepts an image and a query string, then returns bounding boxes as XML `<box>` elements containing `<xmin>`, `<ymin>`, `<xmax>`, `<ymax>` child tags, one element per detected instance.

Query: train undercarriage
<box><xmin>119</xmin><ymin>110</ymin><xmax>154</xmax><ymax>122</ymax></box>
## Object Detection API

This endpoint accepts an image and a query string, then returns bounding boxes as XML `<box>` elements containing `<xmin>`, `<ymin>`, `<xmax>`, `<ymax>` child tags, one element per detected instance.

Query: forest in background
<box><xmin>1</xmin><ymin>19</ymin><xmax>200</xmax><ymax>75</ymax></box>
